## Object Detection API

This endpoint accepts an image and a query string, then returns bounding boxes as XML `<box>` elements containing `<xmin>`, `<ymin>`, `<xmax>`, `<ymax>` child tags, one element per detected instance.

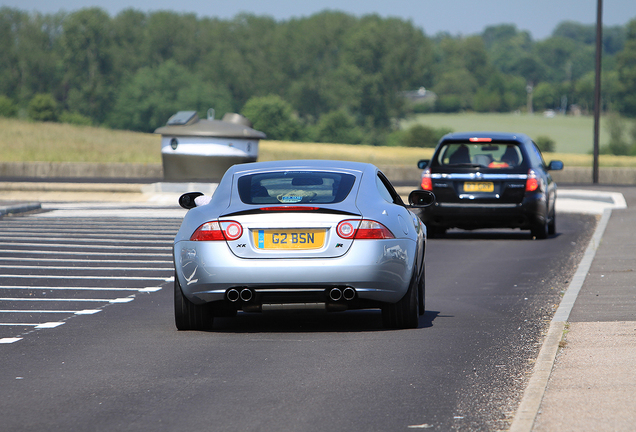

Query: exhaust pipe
<box><xmin>343</xmin><ymin>287</ymin><xmax>356</xmax><ymax>301</ymax></box>
<box><xmin>227</xmin><ymin>289</ymin><xmax>240</xmax><ymax>302</ymax></box>
<box><xmin>329</xmin><ymin>288</ymin><xmax>343</xmax><ymax>301</ymax></box>
<box><xmin>240</xmin><ymin>288</ymin><xmax>253</xmax><ymax>302</ymax></box>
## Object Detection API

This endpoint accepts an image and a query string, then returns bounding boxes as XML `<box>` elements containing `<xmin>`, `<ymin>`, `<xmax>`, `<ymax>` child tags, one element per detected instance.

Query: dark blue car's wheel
<box><xmin>174</xmin><ymin>273</ymin><xmax>214</xmax><ymax>331</ymax></box>
<box><xmin>548</xmin><ymin>208</ymin><xmax>556</xmax><ymax>236</ymax></box>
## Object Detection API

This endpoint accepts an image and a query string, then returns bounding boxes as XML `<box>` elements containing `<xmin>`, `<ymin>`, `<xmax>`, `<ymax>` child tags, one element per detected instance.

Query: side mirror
<box><xmin>548</xmin><ymin>160</ymin><xmax>564</xmax><ymax>171</ymax></box>
<box><xmin>408</xmin><ymin>190</ymin><xmax>435</xmax><ymax>208</ymax></box>
<box><xmin>417</xmin><ymin>159</ymin><xmax>430</xmax><ymax>169</ymax></box>
<box><xmin>179</xmin><ymin>192</ymin><xmax>204</xmax><ymax>210</ymax></box>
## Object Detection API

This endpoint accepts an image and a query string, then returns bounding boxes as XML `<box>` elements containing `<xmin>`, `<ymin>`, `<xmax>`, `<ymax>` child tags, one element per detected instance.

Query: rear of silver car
<box><xmin>174</xmin><ymin>211</ymin><xmax>417</xmax><ymax>311</ymax></box>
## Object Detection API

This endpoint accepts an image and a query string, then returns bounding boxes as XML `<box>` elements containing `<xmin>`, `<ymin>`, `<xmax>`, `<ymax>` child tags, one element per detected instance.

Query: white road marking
<box><xmin>0</xmin><ymin>249</ymin><xmax>171</xmax><ymax>257</ymax></box>
<box><xmin>0</xmin><ymin>236</ymin><xmax>170</xmax><ymax>244</ymax></box>
<box><xmin>0</xmin><ymin>338</ymin><xmax>23</xmax><ymax>344</ymax></box>
<box><xmin>0</xmin><ymin>242</ymin><xmax>167</xmax><ymax>250</ymax></box>
<box><xmin>1</xmin><ymin>274</ymin><xmax>168</xmax><ymax>280</ymax></box>
<box><xmin>0</xmin><ymin>297</ymin><xmax>135</xmax><ymax>303</ymax></box>
<box><xmin>0</xmin><ymin>257</ymin><xmax>173</xmax><ymax>265</ymax></box>
<box><xmin>0</xmin><ymin>322</ymin><xmax>65</xmax><ymax>328</ymax></box>
<box><xmin>0</xmin><ymin>232</ymin><xmax>175</xmax><ymax>240</ymax></box>
<box><xmin>0</xmin><ymin>286</ymin><xmax>161</xmax><ymax>292</ymax></box>
<box><xmin>0</xmin><ymin>265</ymin><xmax>172</xmax><ymax>272</ymax></box>
<box><xmin>0</xmin><ymin>309</ymin><xmax>102</xmax><ymax>314</ymax></box>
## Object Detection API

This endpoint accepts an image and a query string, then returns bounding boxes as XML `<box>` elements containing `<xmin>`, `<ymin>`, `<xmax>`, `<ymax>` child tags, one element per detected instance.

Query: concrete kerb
<box><xmin>509</xmin><ymin>207</ymin><xmax>615</xmax><ymax>432</ymax></box>
<box><xmin>0</xmin><ymin>202</ymin><xmax>41</xmax><ymax>216</ymax></box>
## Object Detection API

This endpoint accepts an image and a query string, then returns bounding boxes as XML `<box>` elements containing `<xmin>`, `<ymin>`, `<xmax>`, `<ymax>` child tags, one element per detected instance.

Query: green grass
<box><xmin>402</xmin><ymin>112</ymin><xmax>617</xmax><ymax>155</ymax></box>
<box><xmin>2</xmin><ymin>116</ymin><xmax>636</xmax><ymax>168</ymax></box>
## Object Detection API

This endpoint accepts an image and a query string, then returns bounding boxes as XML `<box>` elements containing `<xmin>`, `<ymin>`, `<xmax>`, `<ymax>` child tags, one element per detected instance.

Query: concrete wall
<box><xmin>1</xmin><ymin>162</ymin><xmax>635</xmax><ymax>185</ymax></box>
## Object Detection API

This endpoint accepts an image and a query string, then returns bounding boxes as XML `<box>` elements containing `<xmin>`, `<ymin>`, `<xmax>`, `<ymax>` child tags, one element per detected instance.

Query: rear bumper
<box><xmin>419</xmin><ymin>192</ymin><xmax>547</xmax><ymax>230</ymax></box>
<box><xmin>174</xmin><ymin>238</ymin><xmax>417</xmax><ymax>306</ymax></box>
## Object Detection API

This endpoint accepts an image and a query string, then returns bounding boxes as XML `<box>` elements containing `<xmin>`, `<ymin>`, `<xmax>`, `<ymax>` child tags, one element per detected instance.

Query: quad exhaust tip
<box><xmin>329</xmin><ymin>287</ymin><xmax>356</xmax><ymax>302</ymax></box>
<box><xmin>227</xmin><ymin>288</ymin><xmax>253</xmax><ymax>302</ymax></box>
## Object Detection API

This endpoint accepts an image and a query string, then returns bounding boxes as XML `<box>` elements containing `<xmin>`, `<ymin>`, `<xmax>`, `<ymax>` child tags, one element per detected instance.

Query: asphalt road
<box><xmin>0</xmin><ymin>207</ymin><xmax>595</xmax><ymax>431</ymax></box>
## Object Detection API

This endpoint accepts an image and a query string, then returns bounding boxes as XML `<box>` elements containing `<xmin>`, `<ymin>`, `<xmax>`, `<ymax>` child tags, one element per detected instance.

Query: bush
<box><xmin>535</xmin><ymin>135</ymin><xmax>556</xmax><ymax>152</ymax></box>
<box><xmin>387</xmin><ymin>124</ymin><xmax>453</xmax><ymax>148</ymax></box>
<box><xmin>435</xmin><ymin>95</ymin><xmax>463</xmax><ymax>113</ymax></box>
<box><xmin>313</xmin><ymin>109</ymin><xmax>364</xmax><ymax>144</ymax></box>
<box><xmin>0</xmin><ymin>95</ymin><xmax>18</xmax><ymax>117</ymax></box>
<box><xmin>27</xmin><ymin>94</ymin><xmax>58</xmax><ymax>122</ymax></box>
<box><xmin>59</xmin><ymin>111</ymin><xmax>93</xmax><ymax>126</ymax></box>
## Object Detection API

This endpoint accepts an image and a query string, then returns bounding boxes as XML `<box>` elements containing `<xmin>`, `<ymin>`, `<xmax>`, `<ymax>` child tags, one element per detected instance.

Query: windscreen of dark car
<box><xmin>435</xmin><ymin>143</ymin><xmax>524</xmax><ymax>169</ymax></box>
<box><xmin>237</xmin><ymin>171</ymin><xmax>357</xmax><ymax>205</ymax></box>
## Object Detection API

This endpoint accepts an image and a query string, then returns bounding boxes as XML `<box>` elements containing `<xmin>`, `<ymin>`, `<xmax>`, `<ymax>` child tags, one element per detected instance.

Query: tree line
<box><xmin>1</xmin><ymin>7</ymin><xmax>636</xmax><ymax>151</ymax></box>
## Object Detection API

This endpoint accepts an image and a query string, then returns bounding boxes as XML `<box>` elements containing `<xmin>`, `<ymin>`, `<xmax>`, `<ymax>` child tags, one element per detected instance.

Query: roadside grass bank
<box><xmin>2</xmin><ymin>117</ymin><xmax>636</xmax><ymax>168</ymax></box>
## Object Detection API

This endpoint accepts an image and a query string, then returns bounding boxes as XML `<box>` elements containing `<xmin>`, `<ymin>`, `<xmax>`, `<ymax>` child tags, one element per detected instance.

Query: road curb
<box><xmin>0</xmin><ymin>202</ymin><xmax>42</xmax><ymax>216</ymax></box>
<box><xmin>508</xmin><ymin>208</ymin><xmax>614</xmax><ymax>431</ymax></box>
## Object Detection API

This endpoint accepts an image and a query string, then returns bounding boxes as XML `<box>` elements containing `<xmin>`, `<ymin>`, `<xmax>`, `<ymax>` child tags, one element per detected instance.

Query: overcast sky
<box><xmin>2</xmin><ymin>0</ymin><xmax>636</xmax><ymax>39</ymax></box>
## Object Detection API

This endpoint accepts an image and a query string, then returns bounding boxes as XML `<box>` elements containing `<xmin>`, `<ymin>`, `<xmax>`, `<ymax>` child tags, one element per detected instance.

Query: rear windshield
<box><xmin>237</xmin><ymin>171</ymin><xmax>356</xmax><ymax>205</ymax></box>
<box><xmin>435</xmin><ymin>143</ymin><xmax>524</xmax><ymax>168</ymax></box>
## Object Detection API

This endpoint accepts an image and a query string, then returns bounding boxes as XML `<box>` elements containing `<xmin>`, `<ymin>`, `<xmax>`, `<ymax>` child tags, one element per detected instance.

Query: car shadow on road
<box><xmin>432</xmin><ymin>229</ymin><xmax>562</xmax><ymax>241</ymax></box>
<box><xmin>208</xmin><ymin>309</ymin><xmax>442</xmax><ymax>333</ymax></box>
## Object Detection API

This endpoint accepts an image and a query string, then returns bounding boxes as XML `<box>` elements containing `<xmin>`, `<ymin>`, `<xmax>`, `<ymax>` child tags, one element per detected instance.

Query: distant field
<box><xmin>2</xmin><ymin>117</ymin><xmax>636</xmax><ymax>168</ymax></box>
<box><xmin>403</xmin><ymin>112</ymin><xmax>614</xmax><ymax>155</ymax></box>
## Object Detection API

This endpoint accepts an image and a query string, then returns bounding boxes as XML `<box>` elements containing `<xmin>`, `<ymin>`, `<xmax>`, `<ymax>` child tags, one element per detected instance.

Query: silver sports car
<box><xmin>173</xmin><ymin>160</ymin><xmax>435</xmax><ymax>330</ymax></box>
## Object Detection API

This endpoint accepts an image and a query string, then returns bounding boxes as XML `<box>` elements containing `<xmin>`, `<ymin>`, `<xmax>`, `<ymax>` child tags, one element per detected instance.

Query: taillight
<box><xmin>337</xmin><ymin>219</ymin><xmax>395</xmax><ymax>240</ymax></box>
<box><xmin>420</xmin><ymin>167</ymin><xmax>433</xmax><ymax>191</ymax></box>
<box><xmin>525</xmin><ymin>169</ymin><xmax>540</xmax><ymax>192</ymax></box>
<box><xmin>190</xmin><ymin>220</ymin><xmax>243</xmax><ymax>241</ymax></box>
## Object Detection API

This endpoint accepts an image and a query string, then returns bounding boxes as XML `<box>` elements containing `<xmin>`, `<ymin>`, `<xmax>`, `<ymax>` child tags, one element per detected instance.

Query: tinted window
<box><xmin>237</xmin><ymin>171</ymin><xmax>356</xmax><ymax>205</ymax></box>
<box><xmin>435</xmin><ymin>143</ymin><xmax>524</xmax><ymax>168</ymax></box>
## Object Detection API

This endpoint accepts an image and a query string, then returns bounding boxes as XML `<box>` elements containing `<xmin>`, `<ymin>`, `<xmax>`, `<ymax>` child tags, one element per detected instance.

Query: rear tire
<box><xmin>418</xmin><ymin>266</ymin><xmax>426</xmax><ymax>316</ymax></box>
<box><xmin>174</xmin><ymin>273</ymin><xmax>214</xmax><ymax>331</ymax></box>
<box><xmin>531</xmin><ymin>219</ymin><xmax>548</xmax><ymax>240</ymax></box>
<box><xmin>382</xmin><ymin>270</ymin><xmax>419</xmax><ymax>329</ymax></box>
<box><xmin>548</xmin><ymin>209</ymin><xmax>556</xmax><ymax>236</ymax></box>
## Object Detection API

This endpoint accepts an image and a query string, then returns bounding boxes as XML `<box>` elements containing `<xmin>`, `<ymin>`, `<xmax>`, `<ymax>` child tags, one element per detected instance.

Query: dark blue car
<box><xmin>417</xmin><ymin>132</ymin><xmax>563</xmax><ymax>239</ymax></box>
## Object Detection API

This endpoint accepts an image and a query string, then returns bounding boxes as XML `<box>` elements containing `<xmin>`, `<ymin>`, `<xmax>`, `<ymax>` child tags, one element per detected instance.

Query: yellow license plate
<box><xmin>464</xmin><ymin>182</ymin><xmax>494</xmax><ymax>192</ymax></box>
<box><xmin>254</xmin><ymin>229</ymin><xmax>326</xmax><ymax>250</ymax></box>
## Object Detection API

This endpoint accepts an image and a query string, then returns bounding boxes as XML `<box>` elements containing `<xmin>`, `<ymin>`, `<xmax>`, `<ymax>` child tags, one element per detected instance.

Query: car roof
<box><xmin>227</xmin><ymin>159</ymin><xmax>373</xmax><ymax>176</ymax></box>
<box><xmin>438</xmin><ymin>131</ymin><xmax>533</xmax><ymax>144</ymax></box>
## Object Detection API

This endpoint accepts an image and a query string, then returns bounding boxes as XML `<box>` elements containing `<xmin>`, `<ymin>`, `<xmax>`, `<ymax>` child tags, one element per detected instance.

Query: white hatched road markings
<box><xmin>0</xmin><ymin>256</ymin><xmax>172</xmax><ymax>264</ymax></box>
<box><xmin>2</xmin><ymin>274</ymin><xmax>171</xmax><ymax>280</ymax></box>
<box><xmin>0</xmin><ymin>286</ymin><xmax>164</xmax><ymax>292</ymax></box>
<box><xmin>0</xmin><ymin>210</ymin><xmax>180</xmax><ymax>344</ymax></box>
<box><xmin>0</xmin><ymin>309</ymin><xmax>102</xmax><ymax>314</ymax></box>
<box><xmin>0</xmin><ymin>264</ymin><xmax>173</xmax><ymax>272</ymax></box>
<box><xmin>2</xmin><ymin>249</ymin><xmax>171</xmax><ymax>257</ymax></box>
<box><xmin>0</xmin><ymin>297</ymin><xmax>135</xmax><ymax>303</ymax></box>
<box><xmin>0</xmin><ymin>241</ymin><xmax>168</xmax><ymax>250</ymax></box>
<box><xmin>0</xmin><ymin>236</ymin><xmax>170</xmax><ymax>244</ymax></box>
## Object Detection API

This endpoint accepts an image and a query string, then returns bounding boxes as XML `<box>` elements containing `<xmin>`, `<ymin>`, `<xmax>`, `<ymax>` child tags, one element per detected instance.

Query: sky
<box><xmin>2</xmin><ymin>0</ymin><xmax>636</xmax><ymax>40</ymax></box>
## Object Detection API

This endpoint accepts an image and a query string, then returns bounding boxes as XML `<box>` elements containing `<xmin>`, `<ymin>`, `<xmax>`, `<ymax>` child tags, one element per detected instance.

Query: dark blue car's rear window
<box><xmin>436</xmin><ymin>142</ymin><xmax>524</xmax><ymax>168</ymax></box>
<box><xmin>237</xmin><ymin>171</ymin><xmax>356</xmax><ymax>205</ymax></box>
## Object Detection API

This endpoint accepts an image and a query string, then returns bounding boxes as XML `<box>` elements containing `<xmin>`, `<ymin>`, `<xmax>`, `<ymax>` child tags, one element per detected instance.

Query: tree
<box><xmin>616</xmin><ymin>19</ymin><xmax>636</xmax><ymax>116</ymax></box>
<box><xmin>108</xmin><ymin>60</ymin><xmax>233</xmax><ymax>132</ymax></box>
<box><xmin>241</xmin><ymin>94</ymin><xmax>301</xmax><ymax>141</ymax></box>
<box><xmin>27</xmin><ymin>93</ymin><xmax>58</xmax><ymax>122</ymax></box>
<box><xmin>60</xmin><ymin>8</ymin><xmax>114</xmax><ymax>123</ymax></box>
<box><xmin>313</xmin><ymin>109</ymin><xmax>364</xmax><ymax>144</ymax></box>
